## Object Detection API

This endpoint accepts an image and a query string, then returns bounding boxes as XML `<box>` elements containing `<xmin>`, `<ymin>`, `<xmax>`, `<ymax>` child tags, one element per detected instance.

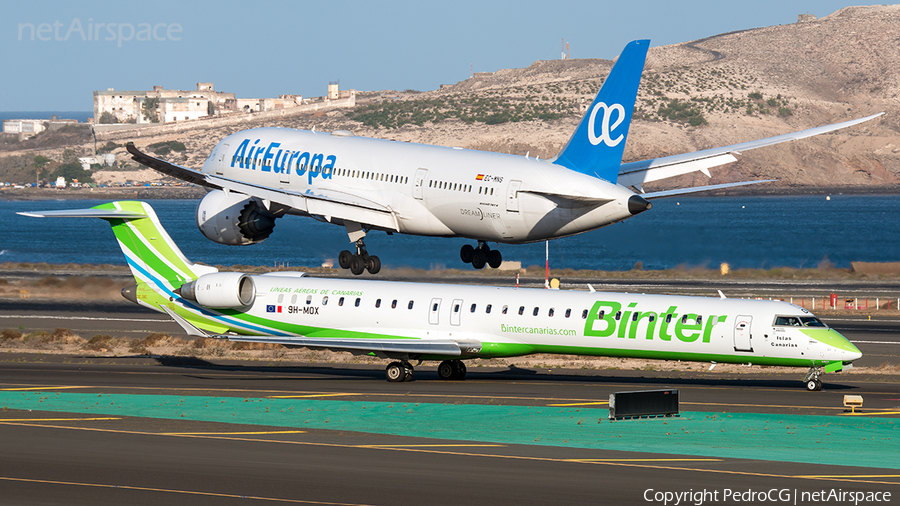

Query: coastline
<box><xmin>2</xmin><ymin>185</ymin><xmax>900</xmax><ymax>202</ymax></box>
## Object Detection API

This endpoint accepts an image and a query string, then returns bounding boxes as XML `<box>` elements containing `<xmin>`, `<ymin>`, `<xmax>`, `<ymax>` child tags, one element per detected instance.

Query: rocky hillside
<box><xmin>3</xmin><ymin>5</ymin><xmax>899</xmax><ymax>192</ymax></box>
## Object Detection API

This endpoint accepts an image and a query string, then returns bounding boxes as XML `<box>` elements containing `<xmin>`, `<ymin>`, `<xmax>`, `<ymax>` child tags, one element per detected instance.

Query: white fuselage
<box><xmin>196</xmin><ymin>273</ymin><xmax>860</xmax><ymax>368</ymax></box>
<box><xmin>201</xmin><ymin>128</ymin><xmax>640</xmax><ymax>244</ymax></box>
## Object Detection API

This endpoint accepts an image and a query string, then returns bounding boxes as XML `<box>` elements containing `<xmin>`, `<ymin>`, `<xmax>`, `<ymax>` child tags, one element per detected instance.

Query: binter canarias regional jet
<box><xmin>22</xmin><ymin>201</ymin><xmax>861</xmax><ymax>390</ymax></box>
<box><xmin>126</xmin><ymin>40</ymin><xmax>881</xmax><ymax>275</ymax></box>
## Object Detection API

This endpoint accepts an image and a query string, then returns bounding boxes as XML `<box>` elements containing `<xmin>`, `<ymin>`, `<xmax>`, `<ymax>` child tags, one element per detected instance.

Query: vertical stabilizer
<box><xmin>18</xmin><ymin>201</ymin><xmax>217</xmax><ymax>302</ymax></box>
<box><xmin>552</xmin><ymin>39</ymin><xmax>650</xmax><ymax>183</ymax></box>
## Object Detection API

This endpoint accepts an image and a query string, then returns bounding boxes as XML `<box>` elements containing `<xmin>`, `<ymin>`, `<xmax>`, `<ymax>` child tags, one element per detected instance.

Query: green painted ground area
<box><xmin>1</xmin><ymin>391</ymin><xmax>897</xmax><ymax>469</ymax></box>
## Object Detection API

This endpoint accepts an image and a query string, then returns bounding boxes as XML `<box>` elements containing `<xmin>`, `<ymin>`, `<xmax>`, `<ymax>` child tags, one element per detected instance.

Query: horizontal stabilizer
<box><xmin>641</xmin><ymin>179</ymin><xmax>777</xmax><ymax>199</ymax></box>
<box><xmin>17</xmin><ymin>208</ymin><xmax>147</xmax><ymax>219</ymax></box>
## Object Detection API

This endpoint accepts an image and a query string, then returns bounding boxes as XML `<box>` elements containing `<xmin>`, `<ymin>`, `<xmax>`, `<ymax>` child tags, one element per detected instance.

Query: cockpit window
<box><xmin>799</xmin><ymin>316</ymin><xmax>827</xmax><ymax>328</ymax></box>
<box><xmin>774</xmin><ymin>316</ymin><xmax>802</xmax><ymax>326</ymax></box>
<box><xmin>775</xmin><ymin>315</ymin><xmax>827</xmax><ymax>328</ymax></box>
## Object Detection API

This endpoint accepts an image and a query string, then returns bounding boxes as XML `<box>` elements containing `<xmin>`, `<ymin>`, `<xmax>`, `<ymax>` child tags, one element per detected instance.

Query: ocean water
<box><xmin>2</xmin><ymin>195</ymin><xmax>899</xmax><ymax>271</ymax></box>
<box><xmin>0</xmin><ymin>111</ymin><xmax>93</xmax><ymax>123</ymax></box>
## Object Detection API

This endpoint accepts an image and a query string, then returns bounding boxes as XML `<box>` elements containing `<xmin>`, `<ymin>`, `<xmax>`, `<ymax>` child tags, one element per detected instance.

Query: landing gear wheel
<box><xmin>454</xmin><ymin>360</ymin><xmax>467</xmax><ymax>380</ymax></box>
<box><xmin>366</xmin><ymin>255</ymin><xmax>381</xmax><ymax>275</ymax></box>
<box><xmin>460</xmin><ymin>244</ymin><xmax>475</xmax><ymax>264</ymax></box>
<box><xmin>438</xmin><ymin>360</ymin><xmax>455</xmax><ymax>380</ymax></box>
<box><xmin>338</xmin><ymin>250</ymin><xmax>353</xmax><ymax>269</ymax></box>
<box><xmin>803</xmin><ymin>366</ymin><xmax>823</xmax><ymax>392</ymax></box>
<box><xmin>487</xmin><ymin>249</ymin><xmax>502</xmax><ymax>269</ymax></box>
<box><xmin>471</xmin><ymin>250</ymin><xmax>486</xmax><ymax>269</ymax></box>
<box><xmin>386</xmin><ymin>362</ymin><xmax>405</xmax><ymax>382</ymax></box>
<box><xmin>350</xmin><ymin>255</ymin><xmax>366</xmax><ymax>275</ymax></box>
<box><xmin>403</xmin><ymin>365</ymin><xmax>414</xmax><ymax>382</ymax></box>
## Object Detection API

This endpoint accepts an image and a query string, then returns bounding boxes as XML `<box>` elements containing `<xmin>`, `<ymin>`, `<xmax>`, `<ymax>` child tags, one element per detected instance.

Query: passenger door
<box><xmin>506</xmin><ymin>180</ymin><xmax>522</xmax><ymax>213</ymax></box>
<box><xmin>216</xmin><ymin>144</ymin><xmax>229</xmax><ymax>175</ymax></box>
<box><xmin>429</xmin><ymin>298</ymin><xmax>441</xmax><ymax>325</ymax></box>
<box><xmin>450</xmin><ymin>299</ymin><xmax>463</xmax><ymax>326</ymax></box>
<box><xmin>733</xmin><ymin>315</ymin><xmax>753</xmax><ymax>351</ymax></box>
<box><xmin>413</xmin><ymin>168</ymin><xmax>428</xmax><ymax>200</ymax></box>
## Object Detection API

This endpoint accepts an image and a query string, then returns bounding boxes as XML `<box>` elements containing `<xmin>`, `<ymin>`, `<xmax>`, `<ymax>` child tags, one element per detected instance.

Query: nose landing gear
<box><xmin>460</xmin><ymin>242</ymin><xmax>502</xmax><ymax>270</ymax></box>
<box><xmin>804</xmin><ymin>367</ymin><xmax>823</xmax><ymax>391</ymax></box>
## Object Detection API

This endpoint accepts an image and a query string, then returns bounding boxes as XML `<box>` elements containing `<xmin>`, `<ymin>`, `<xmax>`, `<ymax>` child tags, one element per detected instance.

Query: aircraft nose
<box><xmin>628</xmin><ymin>195</ymin><xmax>651</xmax><ymax>215</ymax></box>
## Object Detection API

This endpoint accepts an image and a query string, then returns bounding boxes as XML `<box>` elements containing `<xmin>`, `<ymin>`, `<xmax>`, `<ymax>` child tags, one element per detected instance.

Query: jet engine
<box><xmin>178</xmin><ymin>272</ymin><xmax>256</xmax><ymax>308</ymax></box>
<box><xmin>196</xmin><ymin>190</ymin><xmax>278</xmax><ymax>245</ymax></box>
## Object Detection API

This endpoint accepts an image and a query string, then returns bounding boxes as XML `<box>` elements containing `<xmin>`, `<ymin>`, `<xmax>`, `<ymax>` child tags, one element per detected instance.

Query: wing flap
<box><xmin>225</xmin><ymin>335</ymin><xmax>481</xmax><ymax>356</ymax></box>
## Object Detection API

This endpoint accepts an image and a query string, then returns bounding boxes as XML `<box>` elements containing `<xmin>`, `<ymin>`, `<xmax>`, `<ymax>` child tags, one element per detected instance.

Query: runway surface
<box><xmin>1</xmin><ymin>298</ymin><xmax>900</xmax><ymax>504</ymax></box>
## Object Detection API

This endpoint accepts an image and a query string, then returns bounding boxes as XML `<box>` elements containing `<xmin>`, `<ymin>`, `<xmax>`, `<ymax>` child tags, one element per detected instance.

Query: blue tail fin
<box><xmin>552</xmin><ymin>39</ymin><xmax>649</xmax><ymax>183</ymax></box>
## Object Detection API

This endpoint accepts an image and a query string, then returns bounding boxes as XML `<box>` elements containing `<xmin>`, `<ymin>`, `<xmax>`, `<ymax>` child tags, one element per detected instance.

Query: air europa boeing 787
<box><xmin>22</xmin><ymin>201</ymin><xmax>861</xmax><ymax>390</ymax></box>
<box><xmin>127</xmin><ymin>40</ymin><xmax>881</xmax><ymax>275</ymax></box>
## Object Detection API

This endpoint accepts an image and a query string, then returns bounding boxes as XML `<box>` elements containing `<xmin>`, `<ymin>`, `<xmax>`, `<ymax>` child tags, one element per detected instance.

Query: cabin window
<box><xmin>470</xmin><ymin>303</ymin><xmax>476</xmax><ymax>313</ymax></box>
<box><xmin>548</xmin><ymin>308</ymin><xmax>554</xmax><ymax>317</ymax></box>
<box><xmin>322</xmin><ymin>296</ymin><xmax>328</xmax><ymax>305</ymax></box>
<box><xmin>432</xmin><ymin>302</ymin><xmax>439</xmax><ymax>312</ymax></box>
<box><xmin>485</xmin><ymin>304</ymin><xmax>492</xmax><ymax>314</ymax></box>
<box><xmin>581</xmin><ymin>310</ymin><xmax>588</xmax><ymax>319</ymax></box>
<box><xmin>598</xmin><ymin>310</ymin><xmax>605</xmax><ymax>319</ymax></box>
<box><xmin>631</xmin><ymin>312</ymin><xmax>639</xmax><ymax>322</ymax></box>
<box><xmin>306</xmin><ymin>295</ymin><xmax>313</xmax><ymax>305</ymax></box>
<box><xmin>490</xmin><ymin>188</ymin><xmax>494</xmax><ymax>195</ymax></box>
<box><xmin>502</xmin><ymin>305</ymin><xmax>508</xmax><ymax>315</ymax></box>
<box><xmin>277</xmin><ymin>294</ymin><xmax>284</xmax><ymax>303</ymax></box>
<box><xmin>408</xmin><ymin>300</ymin><xmax>414</xmax><ymax>310</ymax></box>
<box><xmin>696</xmin><ymin>315</ymin><xmax>702</xmax><ymax>325</ymax></box>
<box><xmin>355</xmin><ymin>298</ymin><xmax>361</xmax><ymax>307</ymax></box>
<box><xmin>518</xmin><ymin>306</ymin><xmax>525</xmax><ymax>316</ymax></box>
<box><xmin>565</xmin><ymin>309</ymin><xmax>571</xmax><ymax>318</ymax></box>
<box><xmin>429</xmin><ymin>181</ymin><xmax>433</xmax><ymax>187</ymax></box>
<box><xmin>615</xmin><ymin>311</ymin><xmax>622</xmax><ymax>320</ymax></box>
<box><xmin>681</xmin><ymin>315</ymin><xmax>688</xmax><ymax>324</ymax></box>
<box><xmin>454</xmin><ymin>303</ymin><xmax>460</xmax><ymax>313</ymax></box>
<box><xmin>479</xmin><ymin>187</ymin><xmax>482</xmax><ymax>194</ymax></box>
<box><xmin>648</xmin><ymin>314</ymin><xmax>655</xmax><ymax>322</ymax></box>
<box><xmin>338</xmin><ymin>297</ymin><xmax>345</xmax><ymax>306</ymax></box>
<box><xmin>375</xmin><ymin>298</ymin><xmax>382</xmax><ymax>308</ymax></box>
<box><xmin>533</xmin><ymin>307</ymin><xmax>539</xmax><ymax>316</ymax></box>
<box><xmin>391</xmin><ymin>299</ymin><xmax>398</xmax><ymax>309</ymax></box>
<box><xmin>290</xmin><ymin>294</ymin><xmax>297</xmax><ymax>304</ymax></box>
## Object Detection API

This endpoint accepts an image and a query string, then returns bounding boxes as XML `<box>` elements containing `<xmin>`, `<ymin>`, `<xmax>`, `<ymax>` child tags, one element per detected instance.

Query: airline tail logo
<box><xmin>587</xmin><ymin>102</ymin><xmax>625</xmax><ymax>147</ymax></box>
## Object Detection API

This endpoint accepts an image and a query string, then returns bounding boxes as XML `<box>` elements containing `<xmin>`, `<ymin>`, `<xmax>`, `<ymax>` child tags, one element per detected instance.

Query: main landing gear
<box><xmin>385</xmin><ymin>360</ymin><xmax>468</xmax><ymax>382</ymax></box>
<box><xmin>338</xmin><ymin>238</ymin><xmax>381</xmax><ymax>275</ymax></box>
<box><xmin>460</xmin><ymin>241</ymin><xmax>502</xmax><ymax>270</ymax></box>
<box><xmin>437</xmin><ymin>360</ymin><xmax>467</xmax><ymax>380</ymax></box>
<box><xmin>385</xmin><ymin>361</ymin><xmax>414</xmax><ymax>382</ymax></box>
<box><xmin>804</xmin><ymin>366</ymin><xmax>823</xmax><ymax>391</ymax></box>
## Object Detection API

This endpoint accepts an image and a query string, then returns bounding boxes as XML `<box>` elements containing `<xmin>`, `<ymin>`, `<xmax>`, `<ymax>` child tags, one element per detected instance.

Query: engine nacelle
<box><xmin>178</xmin><ymin>272</ymin><xmax>256</xmax><ymax>308</ymax></box>
<box><xmin>196</xmin><ymin>190</ymin><xmax>277</xmax><ymax>246</ymax></box>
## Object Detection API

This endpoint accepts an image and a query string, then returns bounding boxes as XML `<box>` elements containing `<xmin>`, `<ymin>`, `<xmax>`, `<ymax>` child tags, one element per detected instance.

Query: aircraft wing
<box><xmin>617</xmin><ymin>113</ymin><xmax>883</xmax><ymax>189</ymax></box>
<box><xmin>161</xmin><ymin>305</ymin><xmax>481</xmax><ymax>356</ymax></box>
<box><xmin>126</xmin><ymin>142</ymin><xmax>400</xmax><ymax>232</ymax></box>
<box><xmin>226</xmin><ymin>335</ymin><xmax>482</xmax><ymax>356</ymax></box>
